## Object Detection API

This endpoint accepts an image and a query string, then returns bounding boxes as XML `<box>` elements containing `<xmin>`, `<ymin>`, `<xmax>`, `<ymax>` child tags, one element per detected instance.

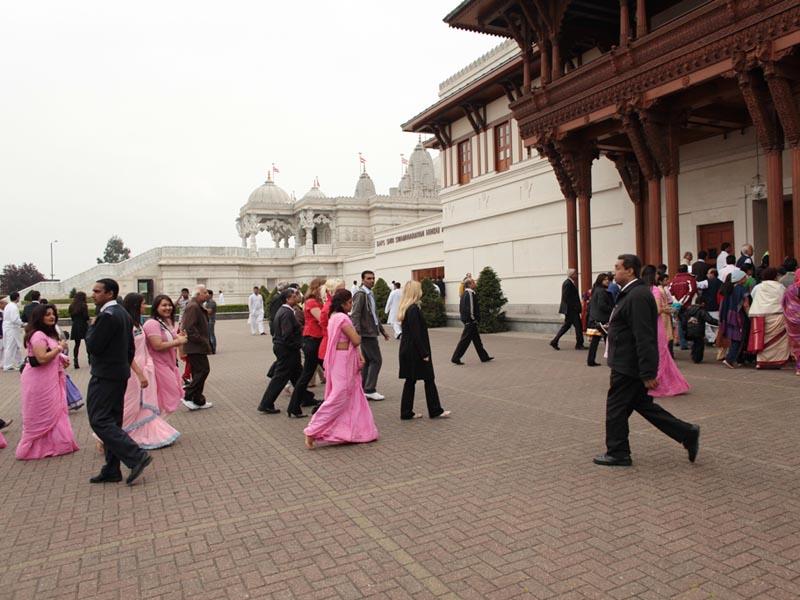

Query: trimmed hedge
<box><xmin>216</xmin><ymin>303</ymin><xmax>248</xmax><ymax>313</ymax></box>
<box><xmin>56</xmin><ymin>303</ymin><xmax>249</xmax><ymax>320</ymax></box>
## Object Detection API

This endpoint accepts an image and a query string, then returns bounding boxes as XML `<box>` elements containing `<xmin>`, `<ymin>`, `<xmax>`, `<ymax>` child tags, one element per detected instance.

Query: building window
<box><xmin>494</xmin><ymin>121</ymin><xmax>512</xmax><ymax>173</ymax></box>
<box><xmin>458</xmin><ymin>139</ymin><xmax>472</xmax><ymax>185</ymax></box>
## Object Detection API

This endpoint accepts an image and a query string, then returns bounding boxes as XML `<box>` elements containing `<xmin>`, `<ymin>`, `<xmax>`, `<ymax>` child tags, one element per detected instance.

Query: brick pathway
<box><xmin>1</xmin><ymin>322</ymin><xmax>799</xmax><ymax>599</ymax></box>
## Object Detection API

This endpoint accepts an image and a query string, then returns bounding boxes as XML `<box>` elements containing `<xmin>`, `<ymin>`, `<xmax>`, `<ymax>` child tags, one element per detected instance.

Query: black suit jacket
<box><xmin>21</xmin><ymin>301</ymin><xmax>40</xmax><ymax>323</ymax></box>
<box><xmin>399</xmin><ymin>304</ymin><xmax>434</xmax><ymax>381</ymax></box>
<box><xmin>86</xmin><ymin>302</ymin><xmax>134</xmax><ymax>381</ymax></box>
<box><xmin>459</xmin><ymin>289</ymin><xmax>480</xmax><ymax>324</ymax></box>
<box><xmin>607</xmin><ymin>279</ymin><xmax>659</xmax><ymax>381</ymax></box>
<box><xmin>559</xmin><ymin>279</ymin><xmax>581</xmax><ymax>315</ymax></box>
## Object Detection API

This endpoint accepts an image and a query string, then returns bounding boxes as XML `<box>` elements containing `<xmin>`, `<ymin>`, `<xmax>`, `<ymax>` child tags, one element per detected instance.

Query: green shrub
<box><xmin>69</xmin><ymin>288</ymin><xmax>77</xmax><ymax>298</ymax></box>
<box><xmin>300</xmin><ymin>282</ymin><xmax>309</xmax><ymax>296</ymax></box>
<box><xmin>216</xmin><ymin>303</ymin><xmax>248</xmax><ymax>314</ymax></box>
<box><xmin>58</xmin><ymin>307</ymin><xmax>97</xmax><ymax>319</ymax></box>
<box><xmin>420</xmin><ymin>278</ymin><xmax>447</xmax><ymax>328</ymax></box>
<box><xmin>373</xmin><ymin>278</ymin><xmax>391</xmax><ymax>322</ymax></box>
<box><xmin>24</xmin><ymin>290</ymin><xmax>35</xmax><ymax>301</ymax></box>
<box><xmin>475</xmin><ymin>266</ymin><xmax>508</xmax><ymax>333</ymax></box>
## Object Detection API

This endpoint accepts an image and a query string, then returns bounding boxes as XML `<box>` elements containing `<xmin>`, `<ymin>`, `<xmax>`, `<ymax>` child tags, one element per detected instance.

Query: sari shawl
<box><xmin>782</xmin><ymin>272</ymin><xmax>800</xmax><ymax>348</ymax></box>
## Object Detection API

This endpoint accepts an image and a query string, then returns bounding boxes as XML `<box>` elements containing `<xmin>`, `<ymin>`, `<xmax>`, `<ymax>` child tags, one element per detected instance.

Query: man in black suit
<box><xmin>691</xmin><ymin>250</ymin><xmax>710</xmax><ymax>282</ymax></box>
<box><xmin>451</xmin><ymin>277</ymin><xmax>493</xmax><ymax>365</ymax></box>
<box><xmin>86</xmin><ymin>278</ymin><xmax>151</xmax><ymax>485</ymax></box>
<box><xmin>20</xmin><ymin>290</ymin><xmax>40</xmax><ymax>324</ymax></box>
<box><xmin>593</xmin><ymin>254</ymin><xmax>700</xmax><ymax>467</ymax></box>
<box><xmin>550</xmin><ymin>269</ymin><xmax>585</xmax><ymax>350</ymax></box>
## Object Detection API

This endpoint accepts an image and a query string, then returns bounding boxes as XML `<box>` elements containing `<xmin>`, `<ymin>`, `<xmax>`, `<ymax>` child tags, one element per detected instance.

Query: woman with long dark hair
<box><xmin>16</xmin><ymin>304</ymin><xmax>79</xmax><ymax>460</ymax></box>
<box><xmin>586</xmin><ymin>273</ymin><xmax>612</xmax><ymax>367</ymax></box>
<box><xmin>303</xmin><ymin>289</ymin><xmax>379</xmax><ymax>448</ymax></box>
<box><xmin>121</xmin><ymin>293</ymin><xmax>180</xmax><ymax>448</ymax></box>
<box><xmin>143</xmin><ymin>295</ymin><xmax>187</xmax><ymax>415</ymax></box>
<box><xmin>719</xmin><ymin>269</ymin><xmax>751</xmax><ymax>368</ymax></box>
<box><xmin>68</xmin><ymin>292</ymin><xmax>90</xmax><ymax>369</ymax></box>
<box><xmin>642</xmin><ymin>266</ymin><xmax>690</xmax><ymax>397</ymax></box>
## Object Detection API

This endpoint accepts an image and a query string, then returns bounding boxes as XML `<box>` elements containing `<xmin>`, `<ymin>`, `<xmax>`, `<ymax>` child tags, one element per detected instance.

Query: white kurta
<box><xmin>2</xmin><ymin>301</ymin><xmax>24</xmax><ymax>370</ymax></box>
<box><xmin>248</xmin><ymin>293</ymin><xmax>265</xmax><ymax>335</ymax></box>
<box><xmin>384</xmin><ymin>288</ymin><xmax>402</xmax><ymax>338</ymax></box>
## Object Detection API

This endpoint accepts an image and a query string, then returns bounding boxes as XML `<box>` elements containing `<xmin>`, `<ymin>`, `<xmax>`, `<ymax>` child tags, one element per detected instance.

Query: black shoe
<box><xmin>684</xmin><ymin>425</ymin><xmax>700</xmax><ymax>463</ymax></box>
<box><xmin>90</xmin><ymin>471</ymin><xmax>123</xmax><ymax>484</ymax></box>
<box><xmin>587</xmin><ymin>362</ymin><xmax>601</xmax><ymax>367</ymax></box>
<box><xmin>258</xmin><ymin>407</ymin><xmax>280</xmax><ymax>414</ymax></box>
<box><xmin>260</xmin><ymin>332</ymin><xmax>267</xmax><ymax>336</ymax></box>
<box><xmin>481</xmin><ymin>356</ymin><xmax>494</xmax><ymax>363</ymax></box>
<box><xmin>575</xmin><ymin>345</ymin><xmax>587</xmax><ymax>350</ymax></box>
<box><xmin>451</xmin><ymin>359</ymin><xmax>465</xmax><ymax>365</ymax></box>
<box><xmin>549</xmin><ymin>340</ymin><xmax>559</xmax><ymax>351</ymax></box>
<box><xmin>300</xmin><ymin>400</ymin><xmax>319</xmax><ymax>408</ymax></box>
<box><xmin>592</xmin><ymin>454</ymin><xmax>632</xmax><ymax>467</ymax></box>
<box><xmin>311</xmin><ymin>403</ymin><xmax>322</xmax><ymax>415</ymax></box>
<box><xmin>287</xmin><ymin>412</ymin><xmax>308</xmax><ymax>419</ymax></box>
<box><xmin>0</xmin><ymin>418</ymin><xmax>12</xmax><ymax>431</ymax></box>
<box><xmin>126</xmin><ymin>454</ymin><xmax>152</xmax><ymax>485</ymax></box>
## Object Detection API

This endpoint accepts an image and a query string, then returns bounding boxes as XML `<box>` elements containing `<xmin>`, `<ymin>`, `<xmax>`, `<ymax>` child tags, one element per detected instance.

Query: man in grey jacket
<box><xmin>351</xmin><ymin>270</ymin><xmax>389</xmax><ymax>400</ymax></box>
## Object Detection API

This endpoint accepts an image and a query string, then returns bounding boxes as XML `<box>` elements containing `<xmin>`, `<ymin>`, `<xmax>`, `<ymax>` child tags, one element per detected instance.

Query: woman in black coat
<box><xmin>68</xmin><ymin>292</ymin><xmax>90</xmax><ymax>369</ymax></box>
<box><xmin>398</xmin><ymin>281</ymin><xmax>450</xmax><ymax>420</ymax></box>
<box><xmin>587</xmin><ymin>273</ymin><xmax>614</xmax><ymax>367</ymax></box>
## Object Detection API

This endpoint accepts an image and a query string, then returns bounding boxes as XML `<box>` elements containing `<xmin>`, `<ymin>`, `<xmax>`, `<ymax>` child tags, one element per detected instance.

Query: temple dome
<box><xmin>354</xmin><ymin>172</ymin><xmax>377</xmax><ymax>199</ymax></box>
<box><xmin>246</xmin><ymin>178</ymin><xmax>292</xmax><ymax>207</ymax></box>
<box><xmin>301</xmin><ymin>179</ymin><xmax>326</xmax><ymax>201</ymax></box>
<box><xmin>406</xmin><ymin>142</ymin><xmax>437</xmax><ymax>193</ymax></box>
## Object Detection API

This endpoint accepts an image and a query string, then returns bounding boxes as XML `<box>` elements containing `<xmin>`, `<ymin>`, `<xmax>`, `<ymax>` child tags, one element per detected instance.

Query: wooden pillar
<box><xmin>540</xmin><ymin>42</ymin><xmax>551</xmax><ymax>85</ymax></box>
<box><xmin>578</xmin><ymin>193</ymin><xmax>592</xmax><ymax>293</ymax></box>
<box><xmin>766</xmin><ymin>149</ymin><xmax>785</xmax><ymax>264</ymax></box>
<box><xmin>523</xmin><ymin>48</ymin><xmax>531</xmax><ymax>92</ymax></box>
<box><xmin>637</xmin><ymin>183</ymin><xmax>647</xmax><ymax>260</ymax></box>
<box><xmin>793</xmin><ymin>147</ymin><xmax>800</xmax><ymax>259</ymax></box>
<box><xmin>647</xmin><ymin>178</ymin><xmax>662</xmax><ymax>265</ymax></box>
<box><xmin>636</xmin><ymin>0</ymin><xmax>647</xmax><ymax>39</ymax></box>
<box><xmin>620</xmin><ymin>0</ymin><xmax>630</xmax><ymax>47</ymax></box>
<box><xmin>665</xmin><ymin>174</ymin><xmax>680</xmax><ymax>274</ymax></box>
<box><xmin>551</xmin><ymin>35</ymin><xmax>561</xmax><ymax>81</ymax></box>
<box><xmin>566</xmin><ymin>195</ymin><xmax>578</xmax><ymax>272</ymax></box>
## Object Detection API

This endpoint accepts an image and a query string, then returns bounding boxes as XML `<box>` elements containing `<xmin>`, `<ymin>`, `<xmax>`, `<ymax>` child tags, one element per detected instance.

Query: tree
<box><xmin>475</xmin><ymin>266</ymin><xmax>508</xmax><ymax>333</ymax></box>
<box><xmin>97</xmin><ymin>236</ymin><xmax>131</xmax><ymax>264</ymax></box>
<box><xmin>264</xmin><ymin>286</ymin><xmax>278</xmax><ymax>322</ymax></box>
<box><xmin>0</xmin><ymin>263</ymin><xmax>45</xmax><ymax>295</ymax></box>
<box><xmin>373</xmin><ymin>278</ymin><xmax>391</xmax><ymax>322</ymax></box>
<box><xmin>69</xmin><ymin>287</ymin><xmax>77</xmax><ymax>298</ymax></box>
<box><xmin>420</xmin><ymin>278</ymin><xmax>447</xmax><ymax>328</ymax></box>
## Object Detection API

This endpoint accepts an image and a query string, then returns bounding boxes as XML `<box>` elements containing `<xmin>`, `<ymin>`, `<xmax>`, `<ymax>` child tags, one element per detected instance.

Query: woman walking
<box><xmin>781</xmin><ymin>271</ymin><xmax>800</xmax><ymax>375</ymax></box>
<box><xmin>68</xmin><ymin>292</ymin><xmax>90</xmax><ymax>369</ymax></box>
<box><xmin>122</xmin><ymin>293</ymin><xmax>180</xmax><ymax>449</ymax></box>
<box><xmin>719</xmin><ymin>269</ymin><xmax>750</xmax><ymax>369</ymax></box>
<box><xmin>143</xmin><ymin>295</ymin><xmax>187</xmax><ymax>415</ymax></box>
<box><xmin>397</xmin><ymin>281</ymin><xmax>450</xmax><ymax>420</ymax></box>
<box><xmin>642</xmin><ymin>266</ymin><xmax>690</xmax><ymax>397</ymax></box>
<box><xmin>304</xmin><ymin>289</ymin><xmax>379</xmax><ymax>448</ymax></box>
<box><xmin>748</xmin><ymin>267</ymin><xmax>789</xmax><ymax>369</ymax></box>
<box><xmin>16</xmin><ymin>304</ymin><xmax>79</xmax><ymax>460</ymax></box>
<box><xmin>586</xmin><ymin>273</ymin><xmax>613</xmax><ymax>367</ymax></box>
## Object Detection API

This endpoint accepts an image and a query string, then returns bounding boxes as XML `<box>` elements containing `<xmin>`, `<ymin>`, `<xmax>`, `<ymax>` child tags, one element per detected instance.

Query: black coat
<box><xmin>559</xmin><ymin>279</ymin><xmax>581</xmax><ymax>315</ymax></box>
<box><xmin>702</xmin><ymin>277</ymin><xmax>722</xmax><ymax>311</ymax></box>
<box><xmin>271</xmin><ymin>305</ymin><xmax>302</xmax><ymax>350</ymax></box>
<box><xmin>607</xmin><ymin>279</ymin><xmax>659</xmax><ymax>381</ymax></box>
<box><xmin>399</xmin><ymin>304</ymin><xmax>434</xmax><ymax>381</ymax></box>
<box><xmin>588</xmin><ymin>286</ymin><xmax>613</xmax><ymax>326</ymax></box>
<box><xmin>68</xmin><ymin>305</ymin><xmax>90</xmax><ymax>340</ymax></box>
<box><xmin>21</xmin><ymin>301</ymin><xmax>40</xmax><ymax>324</ymax></box>
<box><xmin>459</xmin><ymin>289</ymin><xmax>480</xmax><ymax>324</ymax></box>
<box><xmin>85</xmin><ymin>302</ymin><xmax>135</xmax><ymax>381</ymax></box>
<box><xmin>691</xmin><ymin>260</ymin><xmax>709</xmax><ymax>282</ymax></box>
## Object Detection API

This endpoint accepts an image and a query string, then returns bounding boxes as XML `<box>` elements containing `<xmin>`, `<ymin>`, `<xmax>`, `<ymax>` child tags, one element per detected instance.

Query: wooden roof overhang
<box><xmin>401</xmin><ymin>52</ymin><xmax>529</xmax><ymax>148</ymax></box>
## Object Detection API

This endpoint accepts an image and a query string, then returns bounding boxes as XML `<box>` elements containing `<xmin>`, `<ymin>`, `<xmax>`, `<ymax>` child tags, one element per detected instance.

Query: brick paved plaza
<box><xmin>1</xmin><ymin>321</ymin><xmax>800</xmax><ymax>599</ymax></box>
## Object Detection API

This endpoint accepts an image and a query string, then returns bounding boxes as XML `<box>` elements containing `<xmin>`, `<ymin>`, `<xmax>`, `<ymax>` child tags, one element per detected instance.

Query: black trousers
<box><xmin>400</xmin><ymin>378</ymin><xmax>444</xmax><ymax>419</ymax></box>
<box><xmin>605</xmin><ymin>370</ymin><xmax>694</xmax><ymax>458</ymax></box>
<box><xmin>73</xmin><ymin>339</ymin><xmax>83</xmax><ymax>366</ymax></box>
<box><xmin>689</xmin><ymin>336</ymin><xmax>705</xmax><ymax>363</ymax></box>
<box><xmin>552</xmin><ymin>311</ymin><xmax>584</xmax><ymax>347</ymax></box>
<box><xmin>451</xmin><ymin>322</ymin><xmax>489</xmax><ymax>362</ymax></box>
<box><xmin>208</xmin><ymin>320</ymin><xmax>217</xmax><ymax>354</ymax></box>
<box><xmin>87</xmin><ymin>376</ymin><xmax>145</xmax><ymax>475</ymax></box>
<box><xmin>184</xmin><ymin>354</ymin><xmax>210</xmax><ymax>406</ymax></box>
<box><xmin>259</xmin><ymin>344</ymin><xmax>302</xmax><ymax>411</ymax></box>
<box><xmin>288</xmin><ymin>336</ymin><xmax>322</xmax><ymax>415</ymax></box>
<box><xmin>587</xmin><ymin>333</ymin><xmax>606</xmax><ymax>365</ymax></box>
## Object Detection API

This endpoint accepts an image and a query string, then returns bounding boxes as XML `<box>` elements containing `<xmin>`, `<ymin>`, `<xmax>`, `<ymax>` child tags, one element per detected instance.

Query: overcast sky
<box><xmin>0</xmin><ymin>1</ymin><xmax>500</xmax><ymax>279</ymax></box>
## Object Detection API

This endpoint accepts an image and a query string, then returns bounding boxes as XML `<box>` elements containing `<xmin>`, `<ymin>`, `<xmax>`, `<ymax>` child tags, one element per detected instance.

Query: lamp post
<box><xmin>50</xmin><ymin>239</ymin><xmax>59</xmax><ymax>281</ymax></box>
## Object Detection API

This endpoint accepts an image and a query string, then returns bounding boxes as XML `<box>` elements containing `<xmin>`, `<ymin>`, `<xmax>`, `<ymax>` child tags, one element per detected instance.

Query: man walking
<box><xmin>86</xmin><ymin>278</ymin><xmax>151</xmax><ymax>485</ymax></box>
<box><xmin>593</xmin><ymin>254</ymin><xmax>700</xmax><ymax>467</ymax></box>
<box><xmin>2</xmin><ymin>292</ymin><xmax>23</xmax><ymax>371</ymax></box>
<box><xmin>451</xmin><ymin>277</ymin><xmax>493</xmax><ymax>365</ymax></box>
<box><xmin>550</xmin><ymin>268</ymin><xmax>585</xmax><ymax>350</ymax></box>
<box><xmin>352</xmin><ymin>270</ymin><xmax>389</xmax><ymax>400</ymax></box>
<box><xmin>21</xmin><ymin>290</ymin><xmax>40</xmax><ymax>324</ymax></box>
<box><xmin>248</xmin><ymin>286</ymin><xmax>265</xmax><ymax>335</ymax></box>
<box><xmin>205</xmin><ymin>289</ymin><xmax>218</xmax><ymax>354</ymax></box>
<box><xmin>384</xmin><ymin>281</ymin><xmax>402</xmax><ymax>339</ymax></box>
<box><xmin>176</xmin><ymin>288</ymin><xmax>190</xmax><ymax>322</ymax></box>
<box><xmin>181</xmin><ymin>285</ymin><xmax>213</xmax><ymax>411</ymax></box>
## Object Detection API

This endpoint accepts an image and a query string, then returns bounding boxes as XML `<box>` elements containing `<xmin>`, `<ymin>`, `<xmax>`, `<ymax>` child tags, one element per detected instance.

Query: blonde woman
<box><xmin>318</xmin><ymin>278</ymin><xmax>346</xmax><ymax>365</ymax></box>
<box><xmin>397</xmin><ymin>281</ymin><xmax>450</xmax><ymax>420</ymax></box>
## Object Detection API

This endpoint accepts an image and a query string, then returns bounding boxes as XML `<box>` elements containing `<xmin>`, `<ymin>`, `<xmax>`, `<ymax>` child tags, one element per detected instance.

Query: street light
<box><xmin>50</xmin><ymin>240</ymin><xmax>59</xmax><ymax>281</ymax></box>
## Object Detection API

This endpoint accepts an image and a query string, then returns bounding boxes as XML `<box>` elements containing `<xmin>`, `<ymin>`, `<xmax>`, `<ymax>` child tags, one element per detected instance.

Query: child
<box><xmin>681</xmin><ymin>298</ymin><xmax>719</xmax><ymax>363</ymax></box>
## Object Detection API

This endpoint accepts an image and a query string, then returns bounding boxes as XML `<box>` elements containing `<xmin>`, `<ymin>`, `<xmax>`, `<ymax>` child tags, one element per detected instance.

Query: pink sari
<box><xmin>143</xmin><ymin>318</ymin><xmax>183</xmax><ymax>415</ymax></box>
<box><xmin>16</xmin><ymin>331</ymin><xmax>79</xmax><ymax>460</ymax></box>
<box><xmin>304</xmin><ymin>312</ymin><xmax>379</xmax><ymax>445</ymax></box>
<box><xmin>123</xmin><ymin>328</ymin><xmax>181</xmax><ymax>449</ymax></box>
<box><xmin>649</xmin><ymin>287</ymin><xmax>691</xmax><ymax>398</ymax></box>
<box><xmin>0</xmin><ymin>432</ymin><xmax>7</xmax><ymax>449</ymax></box>
<box><xmin>781</xmin><ymin>271</ymin><xmax>800</xmax><ymax>371</ymax></box>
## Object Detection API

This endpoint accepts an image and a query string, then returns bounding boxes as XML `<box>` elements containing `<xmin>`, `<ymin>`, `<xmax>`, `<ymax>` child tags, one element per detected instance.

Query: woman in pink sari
<box><xmin>643</xmin><ymin>266</ymin><xmax>690</xmax><ymax>397</ymax></box>
<box><xmin>304</xmin><ymin>289</ymin><xmax>379</xmax><ymax>449</ymax></box>
<box><xmin>143</xmin><ymin>295</ymin><xmax>187</xmax><ymax>415</ymax></box>
<box><xmin>782</xmin><ymin>270</ymin><xmax>800</xmax><ymax>375</ymax></box>
<box><xmin>0</xmin><ymin>418</ymin><xmax>10</xmax><ymax>449</ymax></box>
<box><xmin>16</xmin><ymin>304</ymin><xmax>79</xmax><ymax>460</ymax></box>
<box><xmin>122</xmin><ymin>294</ymin><xmax>181</xmax><ymax>449</ymax></box>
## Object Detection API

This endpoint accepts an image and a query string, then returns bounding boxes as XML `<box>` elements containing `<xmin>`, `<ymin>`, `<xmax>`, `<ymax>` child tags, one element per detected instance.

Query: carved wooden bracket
<box><xmin>538</xmin><ymin>139</ymin><xmax>577</xmax><ymax>201</ymax></box>
<box><xmin>460</xmin><ymin>104</ymin><xmax>487</xmax><ymax>135</ymax></box>
<box><xmin>736</xmin><ymin>66</ymin><xmax>783</xmax><ymax>152</ymax></box>
<box><xmin>607</xmin><ymin>152</ymin><xmax>643</xmax><ymax>204</ymax></box>
<box><xmin>764</xmin><ymin>65</ymin><xmax>800</xmax><ymax>149</ymax></box>
<box><xmin>638</xmin><ymin>110</ymin><xmax>681</xmax><ymax>177</ymax></box>
<box><xmin>555</xmin><ymin>138</ymin><xmax>599</xmax><ymax>199</ymax></box>
<box><xmin>620</xmin><ymin>109</ymin><xmax>659</xmax><ymax>181</ymax></box>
